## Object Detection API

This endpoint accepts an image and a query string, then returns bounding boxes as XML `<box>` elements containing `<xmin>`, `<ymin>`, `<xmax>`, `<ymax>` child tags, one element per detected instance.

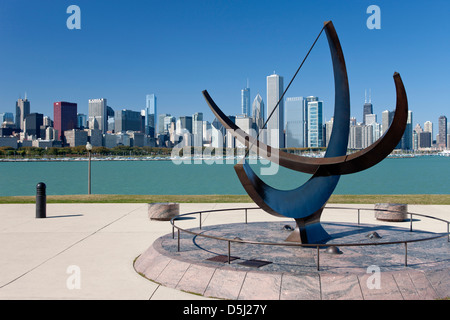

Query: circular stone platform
<box><xmin>134</xmin><ymin>221</ymin><xmax>450</xmax><ymax>300</ymax></box>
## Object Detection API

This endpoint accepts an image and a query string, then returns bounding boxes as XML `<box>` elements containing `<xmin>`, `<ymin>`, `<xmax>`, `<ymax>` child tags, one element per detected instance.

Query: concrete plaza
<box><xmin>0</xmin><ymin>202</ymin><xmax>449</xmax><ymax>300</ymax></box>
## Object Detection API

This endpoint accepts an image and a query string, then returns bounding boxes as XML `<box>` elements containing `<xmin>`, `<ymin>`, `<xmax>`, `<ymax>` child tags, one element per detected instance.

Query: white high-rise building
<box><xmin>235</xmin><ymin>115</ymin><xmax>253</xmax><ymax>148</ymax></box>
<box><xmin>424</xmin><ymin>120</ymin><xmax>433</xmax><ymax>146</ymax></box>
<box><xmin>266</xmin><ymin>73</ymin><xmax>284</xmax><ymax>148</ymax></box>
<box><xmin>88</xmin><ymin>98</ymin><xmax>107</xmax><ymax>134</ymax></box>
<box><xmin>192</xmin><ymin>112</ymin><xmax>203</xmax><ymax>147</ymax></box>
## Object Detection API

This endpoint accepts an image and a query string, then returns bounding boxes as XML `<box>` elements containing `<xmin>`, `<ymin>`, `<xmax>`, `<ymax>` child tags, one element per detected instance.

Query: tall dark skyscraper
<box><xmin>54</xmin><ymin>101</ymin><xmax>77</xmax><ymax>142</ymax></box>
<box><xmin>363</xmin><ymin>89</ymin><xmax>373</xmax><ymax>124</ymax></box>
<box><xmin>438</xmin><ymin>115</ymin><xmax>447</xmax><ymax>149</ymax></box>
<box><xmin>24</xmin><ymin>113</ymin><xmax>43</xmax><ymax>138</ymax></box>
<box><xmin>145</xmin><ymin>94</ymin><xmax>157</xmax><ymax>137</ymax></box>
<box><xmin>115</xmin><ymin>109</ymin><xmax>142</xmax><ymax>133</ymax></box>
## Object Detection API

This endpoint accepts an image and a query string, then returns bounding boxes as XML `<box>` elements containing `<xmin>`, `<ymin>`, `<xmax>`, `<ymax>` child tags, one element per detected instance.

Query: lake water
<box><xmin>0</xmin><ymin>156</ymin><xmax>449</xmax><ymax>196</ymax></box>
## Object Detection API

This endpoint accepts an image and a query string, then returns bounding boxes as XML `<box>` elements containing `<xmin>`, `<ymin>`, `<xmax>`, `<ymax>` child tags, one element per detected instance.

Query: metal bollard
<box><xmin>36</xmin><ymin>182</ymin><xmax>46</xmax><ymax>219</ymax></box>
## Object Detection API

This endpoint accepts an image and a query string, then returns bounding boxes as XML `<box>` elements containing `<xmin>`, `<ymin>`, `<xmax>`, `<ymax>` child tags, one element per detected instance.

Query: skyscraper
<box><xmin>251</xmin><ymin>94</ymin><xmax>265</xmax><ymax>131</ymax></box>
<box><xmin>24</xmin><ymin>113</ymin><xmax>43</xmax><ymax>139</ymax></box>
<box><xmin>77</xmin><ymin>113</ymin><xmax>87</xmax><ymax>129</ymax></box>
<box><xmin>158</xmin><ymin>113</ymin><xmax>171</xmax><ymax>135</ymax></box>
<box><xmin>363</xmin><ymin>89</ymin><xmax>373</xmax><ymax>124</ymax></box>
<box><xmin>115</xmin><ymin>109</ymin><xmax>142</xmax><ymax>133</ymax></box>
<box><xmin>145</xmin><ymin>94</ymin><xmax>157</xmax><ymax>137</ymax></box>
<box><xmin>285</xmin><ymin>97</ymin><xmax>305</xmax><ymax>148</ymax></box>
<box><xmin>16</xmin><ymin>97</ymin><xmax>30</xmax><ymax>131</ymax></box>
<box><xmin>438</xmin><ymin>115</ymin><xmax>447</xmax><ymax>149</ymax></box>
<box><xmin>54</xmin><ymin>101</ymin><xmax>77</xmax><ymax>142</ymax></box>
<box><xmin>397</xmin><ymin>110</ymin><xmax>413</xmax><ymax>150</ymax></box>
<box><xmin>266</xmin><ymin>73</ymin><xmax>284</xmax><ymax>148</ymax></box>
<box><xmin>381</xmin><ymin>110</ymin><xmax>395</xmax><ymax>135</ymax></box>
<box><xmin>0</xmin><ymin>112</ymin><xmax>14</xmax><ymax>125</ymax></box>
<box><xmin>192</xmin><ymin>112</ymin><xmax>203</xmax><ymax>147</ymax></box>
<box><xmin>306</xmin><ymin>96</ymin><xmax>323</xmax><ymax>148</ymax></box>
<box><xmin>241</xmin><ymin>82</ymin><xmax>250</xmax><ymax>117</ymax></box>
<box><xmin>424</xmin><ymin>120</ymin><xmax>433</xmax><ymax>146</ymax></box>
<box><xmin>88</xmin><ymin>98</ymin><xmax>107</xmax><ymax>133</ymax></box>
<box><xmin>179</xmin><ymin>116</ymin><xmax>193</xmax><ymax>134</ymax></box>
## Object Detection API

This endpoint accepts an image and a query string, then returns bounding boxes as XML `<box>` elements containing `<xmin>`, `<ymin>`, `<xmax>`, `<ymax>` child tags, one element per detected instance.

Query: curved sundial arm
<box><xmin>203</xmin><ymin>72</ymin><xmax>407</xmax><ymax>177</ymax></box>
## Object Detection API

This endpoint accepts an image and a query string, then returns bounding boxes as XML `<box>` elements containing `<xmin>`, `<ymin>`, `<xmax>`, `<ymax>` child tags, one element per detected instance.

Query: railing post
<box><xmin>410</xmin><ymin>213</ymin><xmax>413</xmax><ymax>232</ymax></box>
<box><xmin>447</xmin><ymin>223</ymin><xmax>449</xmax><ymax>242</ymax></box>
<box><xmin>177</xmin><ymin>229</ymin><xmax>181</xmax><ymax>252</ymax></box>
<box><xmin>357</xmin><ymin>209</ymin><xmax>360</xmax><ymax>225</ymax></box>
<box><xmin>317</xmin><ymin>246</ymin><xmax>320</xmax><ymax>271</ymax></box>
<box><xmin>199</xmin><ymin>212</ymin><xmax>202</xmax><ymax>229</ymax></box>
<box><xmin>404</xmin><ymin>242</ymin><xmax>408</xmax><ymax>266</ymax></box>
<box><xmin>228</xmin><ymin>241</ymin><xmax>231</xmax><ymax>264</ymax></box>
<box><xmin>245</xmin><ymin>208</ymin><xmax>248</xmax><ymax>224</ymax></box>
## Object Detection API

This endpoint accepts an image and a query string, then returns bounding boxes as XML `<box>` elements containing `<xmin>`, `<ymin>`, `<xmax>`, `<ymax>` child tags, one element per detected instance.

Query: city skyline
<box><xmin>1</xmin><ymin>77</ymin><xmax>449</xmax><ymax>149</ymax></box>
<box><xmin>0</xmin><ymin>1</ymin><xmax>449</xmax><ymax>133</ymax></box>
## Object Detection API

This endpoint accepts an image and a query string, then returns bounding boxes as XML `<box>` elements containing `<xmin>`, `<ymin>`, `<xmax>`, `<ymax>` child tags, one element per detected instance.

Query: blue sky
<box><xmin>0</xmin><ymin>0</ymin><xmax>449</xmax><ymax>136</ymax></box>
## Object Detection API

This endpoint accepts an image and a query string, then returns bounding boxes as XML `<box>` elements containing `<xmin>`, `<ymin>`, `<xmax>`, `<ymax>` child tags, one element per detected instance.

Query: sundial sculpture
<box><xmin>202</xmin><ymin>21</ymin><xmax>408</xmax><ymax>244</ymax></box>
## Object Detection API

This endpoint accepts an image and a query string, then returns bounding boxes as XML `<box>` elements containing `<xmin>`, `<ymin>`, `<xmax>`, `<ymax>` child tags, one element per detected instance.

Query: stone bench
<box><xmin>148</xmin><ymin>203</ymin><xmax>179</xmax><ymax>221</ymax></box>
<box><xmin>374</xmin><ymin>203</ymin><xmax>408</xmax><ymax>222</ymax></box>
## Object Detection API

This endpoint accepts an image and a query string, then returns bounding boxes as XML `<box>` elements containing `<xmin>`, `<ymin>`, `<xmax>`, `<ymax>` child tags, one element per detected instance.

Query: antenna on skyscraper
<box><xmin>365</xmin><ymin>89</ymin><xmax>367</xmax><ymax>103</ymax></box>
<box><xmin>369</xmin><ymin>89</ymin><xmax>372</xmax><ymax>103</ymax></box>
<box><xmin>247</xmin><ymin>78</ymin><xmax>249</xmax><ymax>88</ymax></box>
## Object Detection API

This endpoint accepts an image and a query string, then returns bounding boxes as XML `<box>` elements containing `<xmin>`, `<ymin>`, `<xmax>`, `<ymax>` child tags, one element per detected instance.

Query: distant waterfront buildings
<box><xmin>1</xmin><ymin>75</ymin><xmax>449</xmax><ymax>153</ymax></box>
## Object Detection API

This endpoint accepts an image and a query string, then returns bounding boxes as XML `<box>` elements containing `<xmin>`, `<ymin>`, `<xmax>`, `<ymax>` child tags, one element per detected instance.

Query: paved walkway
<box><xmin>0</xmin><ymin>202</ymin><xmax>449</xmax><ymax>300</ymax></box>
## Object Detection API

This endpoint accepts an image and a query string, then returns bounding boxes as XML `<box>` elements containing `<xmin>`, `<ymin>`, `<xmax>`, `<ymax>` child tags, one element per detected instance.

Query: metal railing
<box><xmin>170</xmin><ymin>206</ymin><xmax>450</xmax><ymax>271</ymax></box>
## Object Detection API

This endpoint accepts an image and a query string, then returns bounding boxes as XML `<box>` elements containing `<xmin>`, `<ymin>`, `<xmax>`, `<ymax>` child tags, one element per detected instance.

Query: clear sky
<box><xmin>0</xmin><ymin>0</ymin><xmax>449</xmax><ymax>136</ymax></box>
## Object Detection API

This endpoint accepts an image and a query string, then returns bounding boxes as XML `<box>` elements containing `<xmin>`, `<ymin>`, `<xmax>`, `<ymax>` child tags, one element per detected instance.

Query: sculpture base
<box><xmin>285</xmin><ymin>207</ymin><xmax>330</xmax><ymax>244</ymax></box>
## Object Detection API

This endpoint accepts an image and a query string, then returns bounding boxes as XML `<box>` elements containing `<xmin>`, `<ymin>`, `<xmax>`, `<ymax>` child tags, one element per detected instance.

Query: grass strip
<box><xmin>0</xmin><ymin>194</ymin><xmax>449</xmax><ymax>205</ymax></box>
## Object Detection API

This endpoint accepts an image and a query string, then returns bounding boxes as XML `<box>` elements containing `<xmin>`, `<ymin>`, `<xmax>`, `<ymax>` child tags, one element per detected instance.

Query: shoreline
<box><xmin>0</xmin><ymin>152</ymin><xmax>449</xmax><ymax>163</ymax></box>
<box><xmin>1</xmin><ymin>194</ymin><xmax>449</xmax><ymax>205</ymax></box>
